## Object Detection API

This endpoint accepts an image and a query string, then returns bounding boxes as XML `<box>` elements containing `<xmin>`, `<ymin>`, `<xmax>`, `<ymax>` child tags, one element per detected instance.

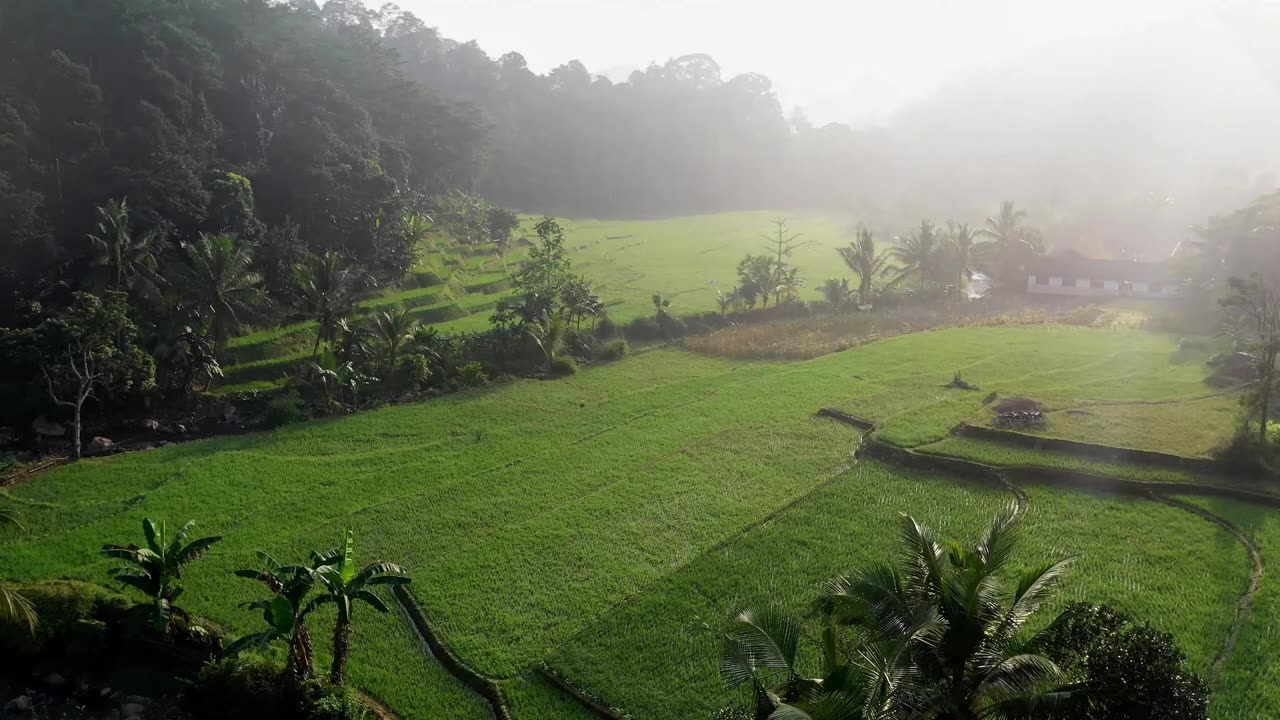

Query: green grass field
<box><xmin>3</xmin><ymin>323</ymin><xmax>1267</xmax><ymax>718</ymax></box>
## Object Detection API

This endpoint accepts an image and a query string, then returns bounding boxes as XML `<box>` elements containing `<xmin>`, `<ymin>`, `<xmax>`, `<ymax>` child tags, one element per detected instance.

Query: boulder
<box><xmin>5</xmin><ymin>695</ymin><xmax>32</xmax><ymax>712</ymax></box>
<box><xmin>86</xmin><ymin>437</ymin><xmax>113</xmax><ymax>455</ymax></box>
<box><xmin>222</xmin><ymin>404</ymin><xmax>237</xmax><ymax>422</ymax></box>
<box><xmin>32</xmin><ymin>416</ymin><xmax>64</xmax><ymax>437</ymax></box>
<box><xmin>142</xmin><ymin>419</ymin><xmax>161</xmax><ymax>432</ymax></box>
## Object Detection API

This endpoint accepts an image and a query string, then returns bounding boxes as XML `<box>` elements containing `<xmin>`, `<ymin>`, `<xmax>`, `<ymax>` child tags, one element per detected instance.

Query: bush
<box><xmin>185</xmin><ymin>655</ymin><xmax>292</xmax><ymax>720</ymax></box>
<box><xmin>548</xmin><ymin>355</ymin><xmax>578</xmax><ymax>376</ymax></box>
<box><xmin>623</xmin><ymin>316</ymin><xmax>662</xmax><ymax>342</ymax></box>
<box><xmin>594</xmin><ymin>314</ymin><xmax>619</xmax><ymax>340</ymax></box>
<box><xmin>307</xmin><ymin>685</ymin><xmax>370</xmax><ymax>720</ymax></box>
<box><xmin>0</xmin><ymin>581</ymin><xmax>128</xmax><ymax>661</ymax></box>
<box><xmin>455</xmin><ymin>361</ymin><xmax>489</xmax><ymax>389</ymax></box>
<box><xmin>657</xmin><ymin>312</ymin><xmax>687</xmax><ymax>339</ymax></box>
<box><xmin>595</xmin><ymin>338</ymin><xmax>628</xmax><ymax>361</ymax></box>
<box><xmin>261</xmin><ymin>391</ymin><xmax>308</xmax><ymax>429</ymax></box>
<box><xmin>396</xmin><ymin>353</ymin><xmax>432</xmax><ymax>395</ymax></box>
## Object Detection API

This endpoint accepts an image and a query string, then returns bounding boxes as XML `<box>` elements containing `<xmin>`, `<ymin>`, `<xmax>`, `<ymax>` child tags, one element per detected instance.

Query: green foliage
<box><xmin>549</xmin><ymin>355</ymin><xmax>578</xmax><ymax>376</ymax></box>
<box><xmin>174</xmin><ymin>234</ymin><xmax>267</xmax><ymax>355</ymax></box>
<box><xmin>487</xmin><ymin>208</ymin><xmax>520</xmax><ymax>244</ymax></box>
<box><xmin>595</xmin><ymin>338</ymin><xmax>629</xmax><ymax>362</ymax></box>
<box><xmin>494</xmin><ymin>217</ymin><xmax>575</xmax><ymax>327</ymax></box>
<box><xmin>101</xmin><ymin>518</ymin><xmax>222</xmax><ymax>631</ymax></box>
<box><xmin>185</xmin><ymin>655</ymin><xmax>295</xmax><ymax>720</ymax></box>
<box><xmin>396</xmin><ymin>353</ymin><xmax>433</xmax><ymax>396</ymax></box>
<box><xmin>262</xmin><ymin>391</ymin><xmax>309</xmax><ymax>429</ymax></box>
<box><xmin>307</xmin><ymin>685</ymin><xmax>371</xmax><ymax>720</ymax></box>
<box><xmin>1039</xmin><ymin>603</ymin><xmax>1209</xmax><ymax>720</ymax></box>
<box><xmin>450</xmin><ymin>361</ymin><xmax>486</xmax><ymax>389</ymax></box>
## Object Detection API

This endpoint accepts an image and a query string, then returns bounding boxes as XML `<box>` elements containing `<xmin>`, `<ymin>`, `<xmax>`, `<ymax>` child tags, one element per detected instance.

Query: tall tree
<box><xmin>977</xmin><ymin>201</ymin><xmax>1043</xmax><ymax>291</ymax></box>
<box><xmin>837</xmin><ymin>229</ymin><xmax>893</xmax><ymax>306</ymax></box>
<box><xmin>307</xmin><ymin>530</ymin><xmax>411</xmax><ymax>685</ymax></box>
<box><xmin>1221</xmin><ymin>274</ymin><xmax>1280</xmax><ymax>447</ymax></box>
<box><xmin>948</xmin><ymin>221</ymin><xmax>979</xmax><ymax>295</ymax></box>
<box><xmin>294</xmin><ymin>252</ymin><xmax>362</xmax><ymax>358</ymax></box>
<box><xmin>893</xmin><ymin>220</ymin><xmax>947</xmax><ymax>290</ymax></box>
<box><xmin>173</xmin><ymin>234</ymin><xmax>266</xmax><ymax>356</ymax></box>
<box><xmin>368</xmin><ymin>307</ymin><xmax>420</xmax><ymax>376</ymax></box>
<box><xmin>762</xmin><ymin>219</ymin><xmax>811</xmax><ymax>306</ymax></box>
<box><xmin>86</xmin><ymin>198</ymin><xmax>165</xmax><ymax>298</ymax></box>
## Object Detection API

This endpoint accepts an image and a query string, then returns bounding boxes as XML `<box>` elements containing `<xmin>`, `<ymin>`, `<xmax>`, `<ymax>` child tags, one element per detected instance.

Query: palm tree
<box><xmin>820</xmin><ymin>278</ymin><xmax>851</xmax><ymax>311</ymax></box>
<box><xmin>307</xmin><ymin>530</ymin><xmax>411</xmax><ymax>685</ymax></box>
<box><xmin>0</xmin><ymin>510</ymin><xmax>37</xmax><ymax>634</ymax></box>
<box><xmin>294</xmin><ymin>251</ymin><xmax>361</xmax><ymax>358</ymax></box>
<box><xmin>976</xmin><ymin>201</ymin><xmax>1043</xmax><ymax>290</ymax></box>
<box><xmin>720</xmin><ymin>505</ymin><xmax>1076</xmax><ymax>720</ymax></box>
<box><xmin>822</xmin><ymin>504</ymin><xmax>1075</xmax><ymax>719</ymax></box>
<box><xmin>528</xmin><ymin>311</ymin><xmax>567</xmax><ymax>368</ymax></box>
<box><xmin>893</xmin><ymin>220</ymin><xmax>947</xmax><ymax>290</ymax></box>
<box><xmin>230</xmin><ymin>551</ymin><xmax>319</xmax><ymax>690</ymax></box>
<box><xmin>101</xmin><ymin>518</ymin><xmax>222</xmax><ymax>632</ymax></box>
<box><xmin>173</xmin><ymin>233</ymin><xmax>266</xmax><ymax>356</ymax></box>
<box><xmin>368</xmin><ymin>307</ymin><xmax>419</xmax><ymax>375</ymax></box>
<box><xmin>87</xmin><ymin>197</ymin><xmax>166</xmax><ymax>297</ymax></box>
<box><xmin>776</xmin><ymin>267</ymin><xmax>805</xmax><ymax>305</ymax></box>
<box><xmin>948</xmin><ymin>221</ymin><xmax>979</xmax><ymax>296</ymax></box>
<box><xmin>837</xmin><ymin>229</ymin><xmax>893</xmax><ymax>306</ymax></box>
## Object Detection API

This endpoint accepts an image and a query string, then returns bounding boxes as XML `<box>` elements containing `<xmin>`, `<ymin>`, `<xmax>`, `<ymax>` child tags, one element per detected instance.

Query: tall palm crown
<box><xmin>822</xmin><ymin>504</ymin><xmax>1074</xmax><ymax>719</ymax></box>
<box><xmin>173</xmin><ymin>233</ymin><xmax>266</xmax><ymax>355</ymax></box>
<box><xmin>307</xmin><ymin>530</ymin><xmax>411</xmax><ymax>684</ymax></box>
<box><xmin>87</xmin><ymin>197</ymin><xmax>165</xmax><ymax>297</ymax></box>
<box><xmin>837</xmin><ymin>229</ymin><xmax>893</xmax><ymax>305</ymax></box>
<box><xmin>101</xmin><ymin>518</ymin><xmax>222</xmax><ymax>630</ymax></box>
<box><xmin>0</xmin><ymin>510</ymin><xmax>37</xmax><ymax>634</ymax></box>
<box><xmin>976</xmin><ymin>201</ymin><xmax>1043</xmax><ymax>289</ymax></box>
<box><xmin>893</xmin><ymin>220</ymin><xmax>947</xmax><ymax>290</ymax></box>
<box><xmin>294</xmin><ymin>251</ymin><xmax>360</xmax><ymax>358</ymax></box>
<box><xmin>369</xmin><ymin>307</ymin><xmax>420</xmax><ymax>374</ymax></box>
<box><xmin>949</xmin><ymin>222</ymin><xmax>979</xmax><ymax>293</ymax></box>
<box><xmin>719</xmin><ymin>505</ymin><xmax>1075</xmax><ymax>720</ymax></box>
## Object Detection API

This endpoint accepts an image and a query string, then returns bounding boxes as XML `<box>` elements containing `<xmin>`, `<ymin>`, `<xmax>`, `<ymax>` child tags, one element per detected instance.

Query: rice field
<box><xmin>1</xmin><ymin>323</ymin><xmax>1264</xmax><ymax>718</ymax></box>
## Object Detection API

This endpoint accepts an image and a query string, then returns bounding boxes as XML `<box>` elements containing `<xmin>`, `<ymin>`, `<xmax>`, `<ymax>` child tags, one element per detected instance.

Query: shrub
<box><xmin>657</xmin><ymin>312</ymin><xmax>687</xmax><ymax>339</ymax></box>
<box><xmin>595</xmin><ymin>339</ymin><xmax>628</xmax><ymax>361</ymax></box>
<box><xmin>455</xmin><ymin>361</ymin><xmax>488</xmax><ymax>389</ymax></box>
<box><xmin>623</xmin><ymin>316</ymin><xmax>662</xmax><ymax>342</ymax></box>
<box><xmin>594</xmin><ymin>314</ymin><xmax>619</xmax><ymax>340</ymax></box>
<box><xmin>307</xmin><ymin>686</ymin><xmax>371</xmax><ymax>720</ymax></box>
<box><xmin>396</xmin><ymin>353</ymin><xmax>432</xmax><ymax>395</ymax></box>
<box><xmin>185</xmin><ymin>654</ymin><xmax>292</xmax><ymax>720</ymax></box>
<box><xmin>549</xmin><ymin>356</ymin><xmax>578</xmax><ymax>376</ymax></box>
<box><xmin>261</xmin><ymin>391</ymin><xmax>308</xmax><ymax>429</ymax></box>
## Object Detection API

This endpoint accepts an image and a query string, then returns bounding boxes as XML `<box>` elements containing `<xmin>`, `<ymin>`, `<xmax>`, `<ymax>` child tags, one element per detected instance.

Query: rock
<box><xmin>142</xmin><ymin>419</ymin><xmax>161</xmax><ymax>432</ymax></box>
<box><xmin>86</xmin><ymin>436</ymin><xmax>113</xmax><ymax>455</ymax></box>
<box><xmin>32</xmin><ymin>416</ymin><xmax>64</xmax><ymax>437</ymax></box>
<box><xmin>43</xmin><ymin>672</ymin><xmax>67</xmax><ymax>687</ymax></box>
<box><xmin>121</xmin><ymin>702</ymin><xmax>147</xmax><ymax>718</ymax></box>
<box><xmin>4</xmin><ymin>695</ymin><xmax>31</xmax><ymax>712</ymax></box>
<box><xmin>222</xmin><ymin>404</ymin><xmax>237</xmax><ymax>422</ymax></box>
<box><xmin>174</xmin><ymin>423</ymin><xmax>187</xmax><ymax>434</ymax></box>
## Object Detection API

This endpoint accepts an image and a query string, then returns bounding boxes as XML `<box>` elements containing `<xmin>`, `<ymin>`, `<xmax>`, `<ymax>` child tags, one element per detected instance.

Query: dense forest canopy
<box><xmin>3</xmin><ymin>0</ymin><xmax>1279</xmax><ymax>300</ymax></box>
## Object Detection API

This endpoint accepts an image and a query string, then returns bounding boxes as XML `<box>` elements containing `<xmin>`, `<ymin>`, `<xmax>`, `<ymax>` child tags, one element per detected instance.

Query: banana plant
<box><xmin>307</xmin><ymin>530</ymin><xmax>411</xmax><ymax>685</ymax></box>
<box><xmin>101</xmin><ymin>518</ymin><xmax>221</xmax><ymax>632</ymax></box>
<box><xmin>229</xmin><ymin>551</ymin><xmax>318</xmax><ymax>689</ymax></box>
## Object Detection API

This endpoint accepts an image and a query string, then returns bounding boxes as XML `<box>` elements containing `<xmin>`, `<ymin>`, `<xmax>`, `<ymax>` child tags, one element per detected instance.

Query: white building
<box><xmin>1025</xmin><ymin>252</ymin><xmax>1177</xmax><ymax>298</ymax></box>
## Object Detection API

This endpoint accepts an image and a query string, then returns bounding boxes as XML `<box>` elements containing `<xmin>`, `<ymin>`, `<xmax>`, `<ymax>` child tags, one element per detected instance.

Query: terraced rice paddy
<box><xmin>3</xmin><ymin>324</ymin><xmax>1271</xmax><ymax>718</ymax></box>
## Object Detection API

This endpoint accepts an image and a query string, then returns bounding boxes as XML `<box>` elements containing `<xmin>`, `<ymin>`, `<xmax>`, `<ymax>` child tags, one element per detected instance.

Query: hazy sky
<box><xmin>391</xmin><ymin>0</ymin><xmax>1215</xmax><ymax>125</ymax></box>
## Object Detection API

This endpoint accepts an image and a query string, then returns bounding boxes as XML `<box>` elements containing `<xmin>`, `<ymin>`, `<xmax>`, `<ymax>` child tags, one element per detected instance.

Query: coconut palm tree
<box><xmin>893</xmin><ymin>221</ymin><xmax>947</xmax><ymax>290</ymax></box>
<box><xmin>976</xmin><ymin>201</ymin><xmax>1043</xmax><ymax>290</ymax></box>
<box><xmin>368</xmin><ymin>307</ymin><xmax>419</xmax><ymax>375</ymax></box>
<box><xmin>820</xmin><ymin>278</ymin><xmax>852</xmax><ymax>311</ymax></box>
<box><xmin>294</xmin><ymin>251</ymin><xmax>361</xmax><ymax>358</ymax></box>
<box><xmin>101</xmin><ymin>518</ymin><xmax>222</xmax><ymax>632</ymax></box>
<box><xmin>173</xmin><ymin>233</ymin><xmax>266</xmax><ymax>356</ymax></box>
<box><xmin>720</xmin><ymin>505</ymin><xmax>1076</xmax><ymax>720</ymax></box>
<box><xmin>821</xmin><ymin>504</ymin><xmax>1075</xmax><ymax>719</ymax></box>
<box><xmin>529</xmin><ymin>311</ymin><xmax>567</xmax><ymax>368</ymax></box>
<box><xmin>837</xmin><ymin>229</ymin><xmax>893</xmax><ymax>306</ymax></box>
<box><xmin>948</xmin><ymin>221</ymin><xmax>979</xmax><ymax>295</ymax></box>
<box><xmin>0</xmin><ymin>510</ymin><xmax>37</xmax><ymax>634</ymax></box>
<box><xmin>307</xmin><ymin>530</ymin><xmax>411</xmax><ymax>685</ymax></box>
<box><xmin>230</xmin><ymin>551</ymin><xmax>319</xmax><ymax>690</ymax></box>
<box><xmin>776</xmin><ymin>267</ymin><xmax>806</xmax><ymax>305</ymax></box>
<box><xmin>87</xmin><ymin>198</ymin><xmax>166</xmax><ymax>298</ymax></box>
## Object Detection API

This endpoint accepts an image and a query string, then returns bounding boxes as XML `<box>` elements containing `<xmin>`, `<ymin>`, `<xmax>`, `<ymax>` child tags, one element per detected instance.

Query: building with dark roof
<box><xmin>1024</xmin><ymin>251</ymin><xmax>1176</xmax><ymax>298</ymax></box>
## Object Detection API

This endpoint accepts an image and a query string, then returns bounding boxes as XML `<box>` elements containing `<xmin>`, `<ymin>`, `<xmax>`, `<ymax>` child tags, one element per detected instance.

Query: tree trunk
<box><xmin>330</xmin><ymin>618</ymin><xmax>351</xmax><ymax>685</ymax></box>
<box><xmin>287</xmin><ymin>621</ymin><xmax>314</xmax><ymax>688</ymax></box>
<box><xmin>312</xmin><ymin>330</ymin><xmax>322</xmax><ymax>359</ymax></box>
<box><xmin>72</xmin><ymin>401</ymin><xmax>83</xmax><ymax>460</ymax></box>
